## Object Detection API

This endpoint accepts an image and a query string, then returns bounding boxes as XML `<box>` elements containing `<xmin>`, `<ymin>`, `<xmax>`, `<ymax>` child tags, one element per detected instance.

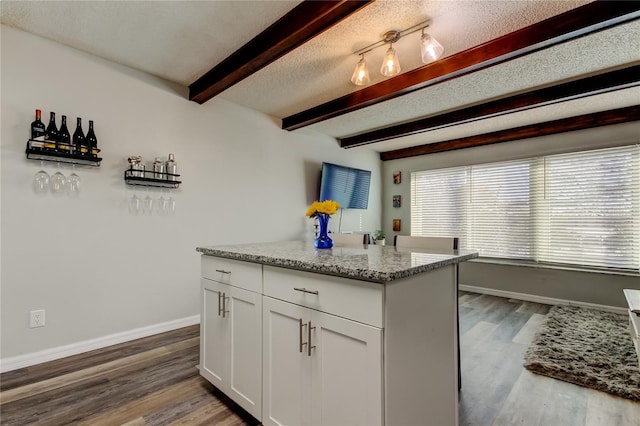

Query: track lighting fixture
<box><xmin>351</xmin><ymin>54</ymin><xmax>370</xmax><ymax>86</ymax></box>
<box><xmin>420</xmin><ymin>29</ymin><xmax>444</xmax><ymax>64</ymax></box>
<box><xmin>350</xmin><ymin>19</ymin><xmax>443</xmax><ymax>86</ymax></box>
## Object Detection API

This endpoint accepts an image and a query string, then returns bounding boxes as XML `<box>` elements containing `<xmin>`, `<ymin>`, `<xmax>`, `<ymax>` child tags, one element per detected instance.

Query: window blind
<box><xmin>539</xmin><ymin>146</ymin><xmax>640</xmax><ymax>270</ymax></box>
<box><xmin>468</xmin><ymin>159</ymin><xmax>541</xmax><ymax>260</ymax></box>
<box><xmin>411</xmin><ymin>166</ymin><xmax>467</xmax><ymax>245</ymax></box>
<box><xmin>410</xmin><ymin>145</ymin><xmax>639</xmax><ymax>272</ymax></box>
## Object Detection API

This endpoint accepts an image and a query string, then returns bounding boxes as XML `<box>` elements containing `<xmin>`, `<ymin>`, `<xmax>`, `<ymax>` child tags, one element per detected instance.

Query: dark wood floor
<box><xmin>1</xmin><ymin>292</ymin><xmax>638</xmax><ymax>425</ymax></box>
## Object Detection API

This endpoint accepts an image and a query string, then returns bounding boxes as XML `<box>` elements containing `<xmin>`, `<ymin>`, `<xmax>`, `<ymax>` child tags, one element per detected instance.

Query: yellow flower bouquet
<box><xmin>306</xmin><ymin>200</ymin><xmax>340</xmax><ymax>248</ymax></box>
<box><xmin>305</xmin><ymin>200</ymin><xmax>341</xmax><ymax>218</ymax></box>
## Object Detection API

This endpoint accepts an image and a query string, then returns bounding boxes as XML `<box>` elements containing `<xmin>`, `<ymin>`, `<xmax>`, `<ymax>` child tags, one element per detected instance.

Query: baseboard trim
<box><xmin>459</xmin><ymin>284</ymin><xmax>627</xmax><ymax>315</ymax></box>
<box><xmin>0</xmin><ymin>315</ymin><xmax>200</xmax><ymax>373</ymax></box>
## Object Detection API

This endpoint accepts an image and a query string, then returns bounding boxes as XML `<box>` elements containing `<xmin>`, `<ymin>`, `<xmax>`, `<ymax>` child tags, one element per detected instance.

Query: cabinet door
<box><xmin>227</xmin><ymin>286</ymin><xmax>262</xmax><ymax>420</ymax></box>
<box><xmin>262</xmin><ymin>297</ymin><xmax>312</xmax><ymax>426</ymax></box>
<box><xmin>200</xmin><ymin>278</ymin><xmax>229</xmax><ymax>390</ymax></box>
<box><xmin>310</xmin><ymin>311</ymin><xmax>383</xmax><ymax>426</ymax></box>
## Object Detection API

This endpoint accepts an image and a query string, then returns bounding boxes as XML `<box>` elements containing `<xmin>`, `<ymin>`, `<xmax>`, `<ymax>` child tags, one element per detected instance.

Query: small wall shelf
<box><xmin>124</xmin><ymin>168</ymin><xmax>182</xmax><ymax>189</ymax></box>
<box><xmin>25</xmin><ymin>139</ymin><xmax>102</xmax><ymax>166</ymax></box>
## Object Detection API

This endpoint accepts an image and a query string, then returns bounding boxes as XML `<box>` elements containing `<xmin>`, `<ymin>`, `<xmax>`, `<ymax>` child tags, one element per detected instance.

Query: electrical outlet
<box><xmin>30</xmin><ymin>310</ymin><xmax>45</xmax><ymax>328</ymax></box>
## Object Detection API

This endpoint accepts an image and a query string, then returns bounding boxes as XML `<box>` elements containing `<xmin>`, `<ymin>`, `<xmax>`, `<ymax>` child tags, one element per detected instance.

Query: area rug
<box><xmin>524</xmin><ymin>305</ymin><xmax>640</xmax><ymax>401</ymax></box>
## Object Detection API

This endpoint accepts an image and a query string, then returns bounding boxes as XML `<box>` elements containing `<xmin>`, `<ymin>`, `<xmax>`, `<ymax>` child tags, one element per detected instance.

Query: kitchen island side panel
<box><xmin>384</xmin><ymin>265</ymin><xmax>458</xmax><ymax>426</ymax></box>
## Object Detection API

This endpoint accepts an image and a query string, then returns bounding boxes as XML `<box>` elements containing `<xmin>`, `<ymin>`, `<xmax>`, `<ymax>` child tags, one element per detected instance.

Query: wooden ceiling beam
<box><xmin>282</xmin><ymin>1</ymin><xmax>640</xmax><ymax>131</ymax></box>
<box><xmin>379</xmin><ymin>106</ymin><xmax>640</xmax><ymax>161</ymax></box>
<box><xmin>188</xmin><ymin>0</ymin><xmax>373</xmax><ymax>104</ymax></box>
<box><xmin>339</xmin><ymin>65</ymin><xmax>640</xmax><ymax>147</ymax></box>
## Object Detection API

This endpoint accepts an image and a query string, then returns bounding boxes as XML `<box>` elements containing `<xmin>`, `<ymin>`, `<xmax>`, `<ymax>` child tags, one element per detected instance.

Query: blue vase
<box><xmin>315</xmin><ymin>214</ymin><xmax>333</xmax><ymax>249</ymax></box>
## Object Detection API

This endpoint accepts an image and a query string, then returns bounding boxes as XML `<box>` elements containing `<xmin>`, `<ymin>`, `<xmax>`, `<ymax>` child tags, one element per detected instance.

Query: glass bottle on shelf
<box><xmin>58</xmin><ymin>115</ymin><xmax>71</xmax><ymax>152</ymax></box>
<box><xmin>72</xmin><ymin>117</ymin><xmax>86</xmax><ymax>155</ymax></box>
<box><xmin>44</xmin><ymin>111</ymin><xmax>58</xmax><ymax>151</ymax></box>
<box><xmin>30</xmin><ymin>109</ymin><xmax>46</xmax><ymax>148</ymax></box>
<box><xmin>153</xmin><ymin>157</ymin><xmax>166</xmax><ymax>179</ymax></box>
<box><xmin>165</xmin><ymin>153</ymin><xmax>177</xmax><ymax>180</ymax></box>
<box><xmin>85</xmin><ymin>120</ymin><xmax>98</xmax><ymax>157</ymax></box>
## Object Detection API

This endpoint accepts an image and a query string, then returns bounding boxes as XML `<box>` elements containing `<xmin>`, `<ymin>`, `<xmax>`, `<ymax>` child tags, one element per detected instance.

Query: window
<box><xmin>410</xmin><ymin>145</ymin><xmax>639</xmax><ymax>272</ymax></box>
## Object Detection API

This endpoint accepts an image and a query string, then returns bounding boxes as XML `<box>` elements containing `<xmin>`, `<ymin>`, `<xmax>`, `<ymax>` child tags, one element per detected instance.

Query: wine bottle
<box><xmin>58</xmin><ymin>115</ymin><xmax>71</xmax><ymax>151</ymax></box>
<box><xmin>30</xmin><ymin>109</ymin><xmax>46</xmax><ymax>147</ymax></box>
<box><xmin>44</xmin><ymin>111</ymin><xmax>58</xmax><ymax>151</ymax></box>
<box><xmin>72</xmin><ymin>117</ymin><xmax>86</xmax><ymax>155</ymax></box>
<box><xmin>85</xmin><ymin>120</ymin><xmax>98</xmax><ymax>157</ymax></box>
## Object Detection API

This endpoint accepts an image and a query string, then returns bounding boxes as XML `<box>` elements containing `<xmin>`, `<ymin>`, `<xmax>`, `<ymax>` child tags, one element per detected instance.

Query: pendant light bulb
<box><xmin>351</xmin><ymin>55</ymin><xmax>370</xmax><ymax>86</ymax></box>
<box><xmin>380</xmin><ymin>44</ymin><xmax>401</xmax><ymax>77</ymax></box>
<box><xmin>420</xmin><ymin>32</ymin><xmax>444</xmax><ymax>63</ymax></box>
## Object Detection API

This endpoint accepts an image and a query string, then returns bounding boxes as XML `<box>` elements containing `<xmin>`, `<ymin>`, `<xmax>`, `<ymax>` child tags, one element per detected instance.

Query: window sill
<box><xmin>468</xmin><ymin>257</ymin><xmax>640</xmax><ymax>277</ymax></box>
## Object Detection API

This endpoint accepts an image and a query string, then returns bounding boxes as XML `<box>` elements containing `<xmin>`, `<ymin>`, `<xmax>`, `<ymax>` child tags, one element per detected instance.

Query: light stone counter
<box><xmin>196</xmin><ymin>240</ymin><xmax>478</xmax><ymax>283</ymax></box>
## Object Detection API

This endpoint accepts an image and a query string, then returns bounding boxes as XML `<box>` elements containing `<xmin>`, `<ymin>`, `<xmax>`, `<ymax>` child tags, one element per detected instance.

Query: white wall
<box><xmin>0</xmin><ymin>25</ymin><xmax>382</xmax><ymax>361</ymax></box>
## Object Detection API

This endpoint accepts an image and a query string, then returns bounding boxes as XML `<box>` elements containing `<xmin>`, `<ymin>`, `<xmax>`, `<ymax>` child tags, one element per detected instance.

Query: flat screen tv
<box><xmin>319</xmin><ymin>162</ymin><xmax>371</xmax><ymax>209</ymax></box>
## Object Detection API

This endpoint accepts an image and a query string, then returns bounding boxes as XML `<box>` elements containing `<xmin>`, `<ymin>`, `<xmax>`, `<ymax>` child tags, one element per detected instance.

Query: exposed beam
<box><xmin>340</xmin><ymin>65</ymin><xmax>640</xmax><ymax>147</ymax></box>
<box><xmin>189</xmin><ymin>0</ymin><xmax>373</xmax><ymax>104</ymax></box>
<box><xmin>282</xmin><ymin>1</ymin><xmax>640</xmax><ymax>131</ymax></box>
<box><xmin>379</xmin><ymin>106</ymin><xmax>640</xmax><ymax>161</ymax></box>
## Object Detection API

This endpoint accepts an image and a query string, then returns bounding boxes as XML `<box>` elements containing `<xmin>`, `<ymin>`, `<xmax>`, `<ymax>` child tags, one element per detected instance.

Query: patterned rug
<box><xmin>524</xmin><ymin>305</ymin><xmax>640</xmax><ymax>401</ymax></box>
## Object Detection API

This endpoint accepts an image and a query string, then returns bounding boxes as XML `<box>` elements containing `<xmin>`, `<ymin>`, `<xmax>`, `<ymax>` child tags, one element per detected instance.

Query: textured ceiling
<box><xmin>221</xmin><ymin>0</ymin><xmax>592</xmax><ymax>118</ymax></box>
<box><xmin>2</xmin><ymin>0</ymin><xmax>637</xmax><ymax>153</ymax></box>
<box><xmin>0</xmin><ymin>0</ymin><xmax>299</xmax><ymax>85</ymax></box>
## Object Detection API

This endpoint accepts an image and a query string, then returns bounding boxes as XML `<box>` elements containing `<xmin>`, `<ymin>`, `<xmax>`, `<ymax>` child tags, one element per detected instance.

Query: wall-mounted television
<box><xmin>319</xmin><ymin>162</ymin><xmax>371</xmax><ymax>209</ymax></box>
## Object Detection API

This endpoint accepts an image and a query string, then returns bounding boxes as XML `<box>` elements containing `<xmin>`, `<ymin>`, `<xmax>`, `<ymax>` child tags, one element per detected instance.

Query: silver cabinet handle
<box><xmin>307</xmin><ymin>321</ymin><xmax>316</xmax><ymax>357</ymax></box>
<box><xmin>299</xmin><ymin>318</ymin><xmax>307</xmax><ymax>353</ymax></box>
<box><xmin>215</xmin><ymin>269</ymin><xmax>231</xmax><ymax>274</ymax></box>
<box><xmin>217</xmin><ymin>292</ymin><xmax>223</xmax><ymax>317</ymax></box>
<box><xmin>222</xmin><ymin>293</ymin><xmax>229</xmax><ymax>318</ymax></box>
<box><xmin>294</xmin><ymin>287</ymin><xmax>319</xmax><ymax>295</ymax></box>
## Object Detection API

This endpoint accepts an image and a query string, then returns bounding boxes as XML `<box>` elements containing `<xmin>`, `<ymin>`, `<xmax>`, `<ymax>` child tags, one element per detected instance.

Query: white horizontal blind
<box><xmin>410</xmin><ymin>145</ymin><xmax>639</xmax><ymax>271</ymax></box>
<box><xmin>411</xmin><ymin>166</ymin><xmax>467</xmax><ymax>246</ymax></box>
<box><xmin>468</xmin><ymin>159</ymin><xmax>541</xmax><ymax>259</ymax></box>
<box><xmin>539</xmin><ymin>146</ymin><xmax>640</xmax><ymax>270</ymax></box>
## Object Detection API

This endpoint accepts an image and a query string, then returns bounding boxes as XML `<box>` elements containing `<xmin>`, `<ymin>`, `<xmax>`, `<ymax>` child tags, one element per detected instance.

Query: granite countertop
<box><xmin>196</xmin><ymin>240</ymin><xmax>478</xmax><ymax>283</ymax></box>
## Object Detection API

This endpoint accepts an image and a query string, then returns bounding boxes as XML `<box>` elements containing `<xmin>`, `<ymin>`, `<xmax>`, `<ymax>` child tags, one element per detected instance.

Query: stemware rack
<box><xmin>124</xmin><ymin>168</ymin><xmax>182</xmax><ymax>189</ymax></box>
<box><xmin>25</xmin><ymin>139</ymin><xmax>102</xmax><ymax>166</ymax></box>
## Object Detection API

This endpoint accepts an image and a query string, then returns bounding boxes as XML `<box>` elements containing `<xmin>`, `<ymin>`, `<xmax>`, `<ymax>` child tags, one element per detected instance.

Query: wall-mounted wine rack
<box><xmin>25</xmin><ymin>139</ymin><xmax>102</xmax><ymax>166</ymax></box>
<box><xmin>124</xmin><ymin>168</ymin><xmax>182</xmax><ymax>189</ymax></box>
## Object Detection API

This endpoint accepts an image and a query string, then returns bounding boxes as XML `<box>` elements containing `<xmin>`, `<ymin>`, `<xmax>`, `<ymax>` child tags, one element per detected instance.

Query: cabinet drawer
<box><xmin>263</xmin><ymin>265</ymin><xmax>383</xmax><ymax>328</ymax></box>
<box><xmin>201</xmin><ymin>256</ymin><xmax>262</xmax><ymax>293</ymax></box>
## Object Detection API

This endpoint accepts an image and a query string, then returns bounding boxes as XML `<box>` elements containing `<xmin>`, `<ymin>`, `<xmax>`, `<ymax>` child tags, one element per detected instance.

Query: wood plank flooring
<box><xmin>458</xmin><ymin>291</ymin><xmax>640</xmax><ymax>426</ymax></box>
<box><xmin>0</xmin><ymin>326</ymin><xmax>258</xmax><ymax>426</ymax></box>
<box><xmin>1</xmin><ymin>292</ymin><xmax>638</xmax><ymax>425</ymax></box>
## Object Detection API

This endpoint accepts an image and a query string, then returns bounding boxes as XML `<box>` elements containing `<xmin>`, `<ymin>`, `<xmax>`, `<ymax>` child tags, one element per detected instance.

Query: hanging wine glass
<box><xmin>142</xmin><ymin>188</ymin><xmax>154</xmax><ymax>215</ymax></box>
<box><xmin>129</xmin><ymin>194</ymin><xmax>140</xmax><ymax>215</ymax></box>
<box><xmin>156</xmin><ymin>190</ymin><xmax>165</xmax><ymax>216</ymax></box>
<box><xmin>166</xmin><ymin>196</ymin><xmax>176</xmax><ymax>215</ymax></box>
<box><xmin>50</xmin><ymin>162</ymin><xmax>66</xmax><ymax>196</ymax></box>
<box><xmin>32</xmin><ymin>162</ymin><xmax>49</xmax><ymax>195</ymax></box>
<box><xmin>67</xmin><ymin>165</ymin><xmax>80</xmax><ymax>196</ymax></box>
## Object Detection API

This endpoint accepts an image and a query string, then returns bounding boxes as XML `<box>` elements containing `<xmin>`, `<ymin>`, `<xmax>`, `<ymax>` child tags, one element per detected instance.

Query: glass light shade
<box><xmin>350</xmin><ymin>57</ymin><xmax>370</xmax><ymax>86</ymax></box>
<box><xmin>380</xmin><ymin>45</ymin><xmax>401</xmax><ymax>76</ymax></box>
<box><xmin>421</xmin><ymin>33</ymin><xmax>444</xmax><ymax>63</ymax></box>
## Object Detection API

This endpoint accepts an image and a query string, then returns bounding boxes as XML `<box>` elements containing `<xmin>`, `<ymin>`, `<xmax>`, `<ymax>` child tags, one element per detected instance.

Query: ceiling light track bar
<box><xmin>352</xmin><ymin>19</ymin><xmax>431</xmax><ymax>56</ymax></box>
<box><xmin>282</xmin><ymin>1</ymin><xmax>640</xmax><ymax>131</ymax></box>
<box><xmin>379</xmin><ymin>105</ymin><xmax>640</xmax><ymax>161</ymax></box>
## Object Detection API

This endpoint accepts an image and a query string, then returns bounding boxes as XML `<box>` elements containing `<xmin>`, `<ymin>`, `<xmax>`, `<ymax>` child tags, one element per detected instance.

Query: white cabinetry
<box><xmin>262</xmin><ymin>267</ymin><xmax>383</xmax><ymax>426</ymax></box>
<box><xmin>200</xmin><ymin>253</ymin><xmax>460</xmax><ymax>426</ymax></box>
<box><xmin>200</xmin><ymin>257</ymin><xmax>262</xmax><ymax>420</ymax></box>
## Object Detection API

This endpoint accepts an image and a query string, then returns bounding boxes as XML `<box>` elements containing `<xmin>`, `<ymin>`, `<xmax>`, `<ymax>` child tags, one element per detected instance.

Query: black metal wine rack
<box><xmin>124</xmin><ymin>168</ymin><xmax>182</xmax><ymax>189</ymax></box>
<box><xmin>25</xmin><ymin>139</ymin><xmax>102</xmax><ymax>166</ymax></box>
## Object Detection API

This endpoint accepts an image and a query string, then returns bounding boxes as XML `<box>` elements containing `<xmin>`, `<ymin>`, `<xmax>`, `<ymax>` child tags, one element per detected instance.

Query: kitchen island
<box><xmin>196</xmin><ymin>241</ymin><xmax>478</xmax><ymax>426</ymax></box>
